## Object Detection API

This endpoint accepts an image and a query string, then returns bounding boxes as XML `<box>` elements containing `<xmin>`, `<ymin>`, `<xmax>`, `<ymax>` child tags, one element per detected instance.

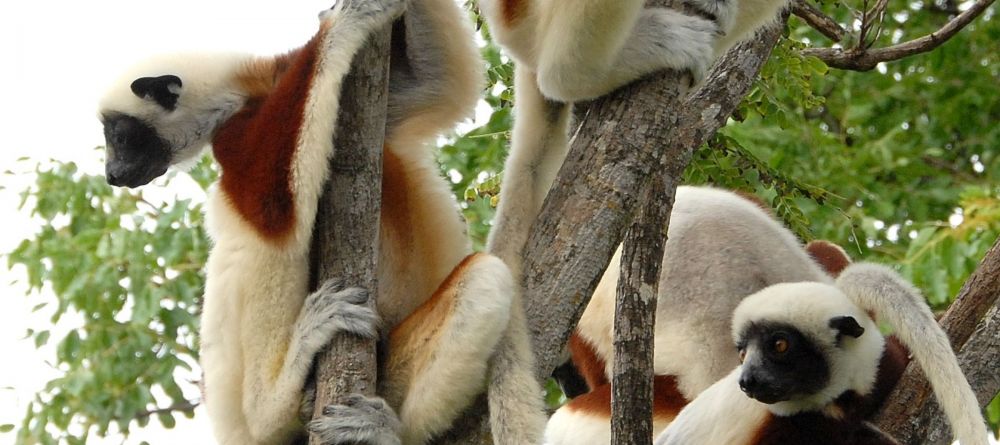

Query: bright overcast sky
<box><xmin>0</xmin><ymin>1</ymin><xmax>338</xmax><ymax>443</ymax></box>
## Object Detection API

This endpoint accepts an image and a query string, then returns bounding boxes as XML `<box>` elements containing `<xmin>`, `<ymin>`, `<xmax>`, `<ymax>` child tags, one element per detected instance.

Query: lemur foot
<box><xmin>682</xmin><ymin>0</ymin><xmax>735</xmax><ymax>36</ymax></box>
<box><xmin>297</xmin><ymin>278</ymin><xmax>379</xmax><ymax>350</ymax></box>
<box><xmin>645</xmin><ymin>8</ymin><xmax>718</xmax><ymax>85</ymax></box>
<box><xmin>321</xmin><ymin>0</ymin><xmax>407</xmax><ymax>27</ymax></box>
<box><xmin>308</xmin><ymin>394</ymin><xmax>403</xmax><ymax>445</ymax></box>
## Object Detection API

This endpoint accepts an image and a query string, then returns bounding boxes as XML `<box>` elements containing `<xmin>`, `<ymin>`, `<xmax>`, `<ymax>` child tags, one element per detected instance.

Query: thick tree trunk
<box><xmin>306</xmin><ymin>23</ymin><xmax>392</xmax><ymax>445</ymax></box>
<box><xmin>874</xmin><ymin>238</ymin><xmax>1000</xmax><ymax>444</ymax></box>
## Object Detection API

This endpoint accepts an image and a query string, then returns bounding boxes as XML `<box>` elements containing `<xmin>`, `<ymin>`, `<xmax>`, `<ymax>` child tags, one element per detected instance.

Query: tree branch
<box><xmin>305</xmin><ymin>19</ymin><xmax>392</xmax><ymax>445</ymax></box>
<box><xmin>793</xmin><ymin>0</ymin><xmax>847</xmax><ymax>42</ymax></box>
<box><xmin>612</xmin><ymin>176</ymin><xmax>670</xmax><ymax>445</ymax></box>
<box><xmin>873</xmin><ymin>237</ymin><xmax>1000</xmax><ymax>444</ymax></box>
<box><xmin>801</xmin><ymin>0</ymin><xmax>996</xmax><ymax>70</ymax></box>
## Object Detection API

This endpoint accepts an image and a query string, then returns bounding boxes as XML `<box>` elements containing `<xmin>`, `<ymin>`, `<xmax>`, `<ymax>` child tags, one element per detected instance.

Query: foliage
<box><xmin>4</xmin><ymin>2</ymin><xmax>999</xmax><ymax>443</ymax></box>
<box><xmin>437</xmin><ymin>20</ymin><xmax>513</xmax><ymax>249</ymax></box>
<box><xmin>6</xmin><ymin>159</ymin><xmax>215</xmax><ymax>444</ymax></box>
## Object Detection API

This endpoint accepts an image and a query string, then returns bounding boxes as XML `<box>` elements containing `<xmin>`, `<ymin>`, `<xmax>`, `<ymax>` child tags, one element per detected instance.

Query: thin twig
<box><xmin>802</xmin><ymin>0</ymin><xmax>995</xmax><ymax>70</ymax></box>
<box><xmin>793</xmin><ymin>0</ymin><xmax>847</xmax><ymax>42</ymax></box>
<box><xmin>132</xmin><ymin>401</ymin><xmax>199</xmax><ymax>420</ymax></box>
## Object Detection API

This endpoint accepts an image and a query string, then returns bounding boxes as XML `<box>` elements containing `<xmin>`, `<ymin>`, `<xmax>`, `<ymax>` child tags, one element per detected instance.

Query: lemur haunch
<box><xmin>479</xmin><ymin>0</ymin><xmax>792</xmax><ymax>281</ymax></box>
<box><xmin>543</xmin><ymin>186</ymin><xmax>843</xmax><ymax>444</ymax></box>
<box><xmin>97</xmin><ymin>1</ymin><xmax>545</xmax><ymax>444</ymax></box>
<box><xmin>654</xmin><ymin>264</ymin><xmax>989</xmax><ymax>445</ymax></box>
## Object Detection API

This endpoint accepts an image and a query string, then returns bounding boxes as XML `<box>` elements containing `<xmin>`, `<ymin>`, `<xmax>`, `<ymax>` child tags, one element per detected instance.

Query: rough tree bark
<box><xmin>874</xmin><ymin>237</ymin><xmax>1000</xmax><ymax>444</ymax></box>
<box><xmin>305</xmin><ymin>21</ymin><xmax>392</xmax><ymax>445</ymax></box>
<box><xmin>612</xmin><ymin>175</ymin><xmax>670</xmax><ymax>445</ymax></box>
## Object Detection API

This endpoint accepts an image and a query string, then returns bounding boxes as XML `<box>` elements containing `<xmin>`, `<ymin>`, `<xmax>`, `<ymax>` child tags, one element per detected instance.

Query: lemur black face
<box><xmin>102</xmin><ymin>113</ymin><xmax>172</xmax><ymax>188</ymax></box>
<box><xmin>736</xmin><ymin>322</ymin><xmax>830</xmax><ymax>404</ymax></box>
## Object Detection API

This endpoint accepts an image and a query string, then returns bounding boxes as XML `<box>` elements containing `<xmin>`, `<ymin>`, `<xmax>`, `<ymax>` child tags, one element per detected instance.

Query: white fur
<box><xmin>544</xmin><ymin>405</ymin><xmax>674</xmax><ymax>445</ymax></box>
<box><xmin>545</xmin><ymin>409</ymin><xmax>612</xmax><ymax>445</ymax></box>
<box><xmin>837</xmin><ymin>264</ymin><xmax>989</xmax><ymax>445</ymax></box>
<box><xmin>654</xmin><ymin>370</ymin><xmax>769</xmax><ymax>445</ymax></box>
<box><xmin>395</xmin><ymin>255</ymin><xmax>515</xmax><ymax>443</ymax></box>
<box><xmin>732</xmin><ymin>283</ymin><xmax>885</xmax><ymax>414</ymax></box>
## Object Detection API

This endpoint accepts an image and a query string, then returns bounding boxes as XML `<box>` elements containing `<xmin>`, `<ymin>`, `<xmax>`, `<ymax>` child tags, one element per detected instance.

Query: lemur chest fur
<box><xmin>210</xmin><ymin>38</ymin><xmax>320</xmax><ymax>243</ymax></box>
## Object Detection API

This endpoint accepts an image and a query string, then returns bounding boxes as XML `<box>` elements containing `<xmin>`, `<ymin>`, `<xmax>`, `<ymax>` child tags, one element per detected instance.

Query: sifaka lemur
<box><xmin>97</xmin><ymin>0</ymin><xmax>545</xmax><ymax>444</ymax></box>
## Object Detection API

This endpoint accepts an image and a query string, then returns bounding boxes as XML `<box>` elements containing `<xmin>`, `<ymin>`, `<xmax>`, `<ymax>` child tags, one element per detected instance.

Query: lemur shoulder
<box><xmin>97</xmin><ymin>1</ymin><xmax>545</xmax><ymax>444</ymax></box>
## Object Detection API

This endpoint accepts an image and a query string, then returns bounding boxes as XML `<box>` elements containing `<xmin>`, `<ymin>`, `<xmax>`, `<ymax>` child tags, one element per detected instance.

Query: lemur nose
<box><xmin>106</xmin><ymin>171</ymin><xmax>121</xmax><ymax>186</ymax></box>
<box><xmin>739</xmin><ymin>374</ymin><xmax>758</xmax><ymax>393</ymax></box>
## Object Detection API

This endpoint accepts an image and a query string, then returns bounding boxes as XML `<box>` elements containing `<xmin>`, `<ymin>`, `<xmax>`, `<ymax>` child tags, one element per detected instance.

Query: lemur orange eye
<box><xmin>739</xmin><ymin>349</ymin><xmax>747</xmax><ymax>363</ymax></box>
<box><xmin>774</xmin><ymin>339</ymin><xmax>789</xmax><ymax>353</ymax></box>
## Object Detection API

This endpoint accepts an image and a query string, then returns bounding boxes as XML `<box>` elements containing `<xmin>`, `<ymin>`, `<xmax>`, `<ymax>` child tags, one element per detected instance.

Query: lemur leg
<box><xmin>486</xmin><ymin>65</ymin><xmax>571</xmax><ymax>278</ymax></box>
<box><xmin>387</xmin><ymin>0</ymin><xmax>484</xmax><ymax>143</ymax></box>
<box><xmin>534</xmin><ymin>0</ymin><xmax>717</xmax><ymax>101</ymax></box>
<box><xmin>308</xmin><ymin>394</ymin><xmax>403</xmax><ymax>445</ymax></box>
<box><xmin>372</xmin><ymin>253</ymin><xmax>519</xmax><ymax>444</ymax></box>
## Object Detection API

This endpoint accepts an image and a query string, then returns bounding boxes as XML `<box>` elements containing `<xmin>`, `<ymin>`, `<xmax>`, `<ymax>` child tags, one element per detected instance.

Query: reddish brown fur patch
<box><xmin>500</xmin><ymin>0</ymin><xmax>527</xmax><ymax>25</ymax></box>
<box><xmin>568</xmin><ymin>332</ymin><xmax>609</xmax><ymax>390</ymax></box>
<box><xmin>380</xmin><ymin>148</ymin><xmax>414</xmax><ymax>248</ymax></box>
<box><xmin>860</xmin><ymin>336</ymin><xmax>910</xmax><ymax>417</ymax></box>
<box><xmin>735</xmin><ymin>190</ymin><xmax>775</xmax><ymax>216</ymax></box>
<box><xmin>386</xmin><ymin>253</ymin><xmax>486</xmax><ymax>378</ymax></box>
<box><xmin>212</xmin><ymin>32</ymin><xmax>323</xmax><ymax>242</ymax></box>
<box><xmin>562</xmin><ymin>375</ymin><xmax>688</xmax><ymax>421</ymax></box>
<box><xmin>805</xmin><ymin>240</ymin><xmax>852</xmax><ymax>277</ymax></box>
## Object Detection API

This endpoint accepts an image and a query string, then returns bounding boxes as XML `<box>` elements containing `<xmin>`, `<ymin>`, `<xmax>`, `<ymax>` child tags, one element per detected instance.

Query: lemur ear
<box><xmin>131</xmin><ymin>75</ymin><xmax>183</xmax><ymax>111</ymax></box>
<box><xmin>829</xmin><ymin>316</ymin><xmax>865</xmax><ymax>343</ymax></box>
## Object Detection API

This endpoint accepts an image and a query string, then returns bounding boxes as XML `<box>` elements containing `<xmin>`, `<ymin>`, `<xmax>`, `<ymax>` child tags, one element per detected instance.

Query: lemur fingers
<box><xmin>321</xmin><ymin>0</ymin><xmax>407</xmax><ymax>31</ymax></box>
<box><xmin>301</xmin><ymin>278</ymin><xmax>380</xmax><ymax>340</ymax></box>
<box><xmin>289</xmin><ymin>279</ymin><xmax>379</xmax><ymax>380</ymax></box>
<box><xmin>309</xmin><ymin>394</ymin><xmax>403</xmax><ymax>445</ymax></box>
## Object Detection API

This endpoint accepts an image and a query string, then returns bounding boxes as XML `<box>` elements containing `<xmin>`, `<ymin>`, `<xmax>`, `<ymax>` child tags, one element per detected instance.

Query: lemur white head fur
<box><xmin>732</xmin><ymin>282</ymin><xmax>886</xmax><ymax>416</ymax></box>
<box><xmin>97</xmin><ymin>53</ymin><xmax>248</xmax><ymax>187</ymax></box>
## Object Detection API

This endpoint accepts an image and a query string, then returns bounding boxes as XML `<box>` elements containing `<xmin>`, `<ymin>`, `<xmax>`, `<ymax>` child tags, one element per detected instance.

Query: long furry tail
<box><xmin>836</xmin><ymin>263</ymin><xmax>988</xmax><ymax>445</ymax></box>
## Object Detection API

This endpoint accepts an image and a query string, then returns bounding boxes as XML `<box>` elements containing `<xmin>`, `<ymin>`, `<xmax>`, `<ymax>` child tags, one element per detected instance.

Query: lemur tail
<box><xmin>836</xmin><ymin>263</ymin><xmax>988</xmax><ymax>445</ymax></box>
